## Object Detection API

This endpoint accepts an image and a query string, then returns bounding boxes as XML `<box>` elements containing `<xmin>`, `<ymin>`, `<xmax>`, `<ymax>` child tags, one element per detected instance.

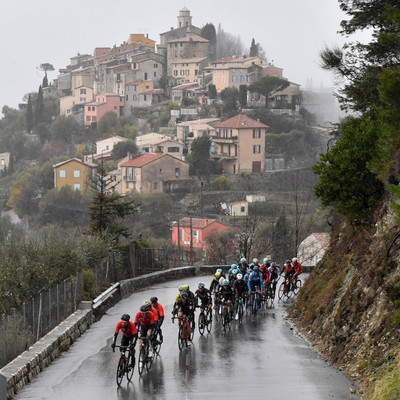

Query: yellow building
<box><xmin>53</xmin><ymin>158</ymin><xmax>97</xmax><ymax>191</ymax></box>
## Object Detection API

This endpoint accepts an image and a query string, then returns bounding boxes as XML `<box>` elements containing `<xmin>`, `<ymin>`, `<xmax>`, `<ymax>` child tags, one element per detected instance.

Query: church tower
<box><xmin>177</xmin><ymin>7</ymin><xmax>192</xmax><ymax>28</ymax></box>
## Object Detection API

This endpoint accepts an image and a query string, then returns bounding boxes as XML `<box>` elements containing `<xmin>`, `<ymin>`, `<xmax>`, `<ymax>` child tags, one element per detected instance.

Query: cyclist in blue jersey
<box><xmin>248</xmin><ymin>266</ymin><xmax>263</xmax><ymax>307</ymax></box>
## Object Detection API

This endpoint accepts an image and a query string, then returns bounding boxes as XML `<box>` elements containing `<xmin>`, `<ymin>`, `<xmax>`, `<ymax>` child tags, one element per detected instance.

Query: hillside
<box><xmin>289</xmin><ymin>192</ymin><xmax>400</xmax><ymax>398</ymax></box>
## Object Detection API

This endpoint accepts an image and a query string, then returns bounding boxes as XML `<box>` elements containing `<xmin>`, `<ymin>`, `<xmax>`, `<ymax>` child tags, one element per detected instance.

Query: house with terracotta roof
<box><xmin>171</xmin><ymin>217</ymin><xmax>229</xmax><ymax>262</ymax></box>
<box><xmin>297</xmin><ymin>232</ymin><xmax>331</xmax><ymax>267</ymax></box>
<box><xmin>176</xmin><ymin>118</ymin><xmax>219</xmax><ymax>148</ymax></box>
<box><xmin>53</xmin><ymin>158</ymin><xmax>97</xmax><ymax>191</ymax></box>
<box><xmin>119</xmin><ymin>152</ymin><xmax>189</xmax><ymax>194</ymax></box>
<box><xmin>212</xmin><ymin>114</ymin><xmax>268</xmax><ymax>174</ymax></box>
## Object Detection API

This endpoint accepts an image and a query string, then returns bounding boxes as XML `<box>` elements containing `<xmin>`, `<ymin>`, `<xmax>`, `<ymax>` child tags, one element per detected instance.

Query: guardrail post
<box><xmin>0</xmin><ymin>372</ymin><xmax>7</xmax><ymax>400</ymax></box>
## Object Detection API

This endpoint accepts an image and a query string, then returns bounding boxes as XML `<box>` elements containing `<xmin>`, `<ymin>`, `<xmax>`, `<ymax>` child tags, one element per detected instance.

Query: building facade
<box><xmin>53</xmin><ymin>158</ymin><xmax>96</xmax><ymax>191</ymax></box>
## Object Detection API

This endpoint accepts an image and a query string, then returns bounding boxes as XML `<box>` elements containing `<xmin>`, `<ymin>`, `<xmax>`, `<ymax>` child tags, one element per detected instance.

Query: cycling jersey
<box><xmin>219</xmin><ymin>285</ymin><xmax>234</xmax><ymax>301</ymax></box>
<box><xmin>195</xmin><ymin>288</ymin><xmax>212</xmax><ymax>307</ymax></box>
<box><xmin>238</xmin><ymin>262</ymin><xmax>249</xmax><ymax>275</ymax></box>
<box><xmin>292</xmin><ymin>261</ymin><xmax>302</xmax><ymax>276</ymax></box>
<box><xmin>134</xmin><ymin>311</ymin><xmax>156</xmax><ymax>327</ymax></box>
<box><xmin>233</xmin><ymin>280</ymin><xmax>248</xmax><ymax>297</ymax></box>
<box><xmin>114</xmin><ymin>320</ymin><xmax>138</xmax><ymax>337</ymax></box>
<box><xmin>268</xmin><ymin>266</ymin><xmax>280</xmax><ymax>281</ymax></box>
<box><xmin>259</xmin><ymin>263</ymin><xmax>270</xmax><ymax>281</ymax></box>
<box><xmin>152</xmin><ymin>302</ymin><xmax>164</xmax><ymax>319</ymax></box>
<box><xmin>248</xmin><ymin>271</ymin><xmax>263</xmax><ymax>291</ymax></box>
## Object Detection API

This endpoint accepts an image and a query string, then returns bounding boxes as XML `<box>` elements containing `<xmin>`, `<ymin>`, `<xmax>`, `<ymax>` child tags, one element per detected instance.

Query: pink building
<box><xmin>84</xmin><ymin>93</ymin><xmax>125</xmax><ymax>127</ymax></box>
<box><xmin>171</xmin><ymin>217</ymin><xmax>229</xmax><ymax>262</ymax></box>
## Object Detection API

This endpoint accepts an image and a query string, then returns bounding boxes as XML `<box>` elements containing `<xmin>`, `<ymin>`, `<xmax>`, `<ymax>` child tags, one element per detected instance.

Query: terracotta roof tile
<box><xmin>214</xmin><ymin>114</ymin><xmax>269</xmax><ymax>129</ymax></box>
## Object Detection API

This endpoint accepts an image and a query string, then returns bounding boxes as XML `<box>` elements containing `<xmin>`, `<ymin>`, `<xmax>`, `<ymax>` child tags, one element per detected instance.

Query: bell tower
<box><xmin>177</xmin><ymin>7</ymin><xmax>192</xmax><ymax>28</ymax></box>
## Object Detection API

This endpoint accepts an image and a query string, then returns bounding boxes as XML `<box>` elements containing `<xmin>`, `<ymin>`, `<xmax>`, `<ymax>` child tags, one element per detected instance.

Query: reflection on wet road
<box><xmin>13</xmin><ymin>275</ymin><xmax>359</xmax><ymax>400</ymax></box>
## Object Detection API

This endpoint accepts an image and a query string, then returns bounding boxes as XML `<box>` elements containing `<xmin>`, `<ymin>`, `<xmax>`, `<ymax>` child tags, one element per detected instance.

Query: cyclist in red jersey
<box><xmin>134</xmin><ymin>305</ymin><xmax>155</xmax><ymax>349</ymax></box>
<box><xmin>291</xmin><ymin>257</ymin><xmax>302</xmax><ymax>278</ymax></box>
<box><xmin>259</xmin><ymin>258</ymin><xmax>270</xmax><ymax>295</ymax></box>
<box><xmin>151</xmin><ymin>296</ymin><xmax>164</xmax><ymax>341</ymax></box>
<box><xmin>111</xmin><ymin>314</ymin><xmax>138</xmax><ymax>366</ymax></box>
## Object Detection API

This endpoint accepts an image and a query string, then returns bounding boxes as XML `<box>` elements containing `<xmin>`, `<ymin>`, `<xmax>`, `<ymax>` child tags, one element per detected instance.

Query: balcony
<box><xmin>211</xmin><ymin>135</ymin><xmax>238</xmax><ymax>143</ymax></box>
<box><xmin>211</xmin><ymin>152</ymin><xmax>237</xmax><ymax>160</ymax></box>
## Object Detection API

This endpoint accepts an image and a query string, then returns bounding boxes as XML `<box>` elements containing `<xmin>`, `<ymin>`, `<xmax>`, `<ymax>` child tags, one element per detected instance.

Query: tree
<box><xmin>88</xmin><ymin>160</ymin><xmax>139</xmax><ymax>241</ymax></box>
<box><xmin>111</xmin><ymin>140</ymin><xmax>138</xmax><ymax>161</ymax></box>
<box><xmin>220</xmin><ymin>86</ymin><xmax>239</xmax><ymax>116</ymax></box>
<box><xmin>271</xmin><ymin>210</ymin><xmax>292</xmax><ymax>263</ymax></box>
<box><xmin>205</xmin><ymin>230</ymin><xmax>236</xmax><ymax>264</ymax></box>
<box><xmin>34</xmin><ymin>85</ymin><xmax>44</xmax><ymax>127</ymax></box>
<box><xmin>250</xmin><ymin>38</ymin><xmax>258</xmax><ymax>57</ymax></box>
<box><xmin>239</xmin><ymin>84</ymin><xmax>247</xmax><ymax>108</ymax></box>
<box><xmin>188</xmin><ymin>135</ymin><xmax>212</xmax><ymax>179</ymax></box>
<box><xmin>97</xmin><ymin>111</ymin><xmax>118</xmax><ymax>136</ymax></box>
<box><xmin>248</xmin><ymin>76</ymin><xmax>290</xmax><ymax>108</ymax></box>
<box><xmin>26</xmin><ymin>94</ymin><xmax>33</xmax><ymax>133</ymax></box>
<box><xmin>50</xmin><ymin>115</ymin><xmax>82</xmax><ymax>143</ymax></box>
<box><xmin>216</xmin><ymin>24</ymin><xmax>245</xmax><ymax>59</ymax></box>
<box><xmin>201</xmin><ymin>23</ymin><xmax>217</xmax><ymax>61</ymax></box>
<box><xmin>208</xmin><ymin>84</ymin><xmax>217</xmax><ymax>100</ymax></box>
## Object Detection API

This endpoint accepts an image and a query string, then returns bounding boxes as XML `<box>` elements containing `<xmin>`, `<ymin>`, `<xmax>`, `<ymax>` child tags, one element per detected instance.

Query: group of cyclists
<box><xmin>111</xmin><ymin>256</ymin><xmax>302</xmax><ymax>357</ymax></box>
<box><xmin>111</xmin><ymin>296</ymin><xmax>164</xmax><ymax>366</ymax></box>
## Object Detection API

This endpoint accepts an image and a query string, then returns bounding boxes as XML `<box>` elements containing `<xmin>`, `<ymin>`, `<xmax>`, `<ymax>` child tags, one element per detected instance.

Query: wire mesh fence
<box><xmin>0</xmin><ymin>247</ymin><xmax>175</xmax><ymax>369</ymax></box>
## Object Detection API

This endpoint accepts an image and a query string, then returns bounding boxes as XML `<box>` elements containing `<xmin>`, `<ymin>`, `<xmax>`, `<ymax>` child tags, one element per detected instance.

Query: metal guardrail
<box><xmin>92</xmin><ymin>282</ymin><xmax>120</xmax><ymax>309</ymax></box>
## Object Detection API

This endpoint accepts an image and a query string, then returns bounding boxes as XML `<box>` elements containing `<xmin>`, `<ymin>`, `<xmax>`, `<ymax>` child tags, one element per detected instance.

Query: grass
<box><xmin>370</xmin><ymin>349</ymin><xmax>400</xmax><ymax>400</ymax></box>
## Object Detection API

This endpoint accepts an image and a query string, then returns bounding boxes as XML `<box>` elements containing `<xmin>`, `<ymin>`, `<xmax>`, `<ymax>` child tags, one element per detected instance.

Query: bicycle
<box><xmin>115</xmin><ymin>343</ymin><xmax>135</xmax><ymax>386</ymax></box>
<box><xmin>151</xmin><ymin>325</ymin><xmax>163</xmax><ymax>356</ymax></box>
<box><xmin>198</xmin><ymin>305</ymin><xmax>212</xmax><ymax>335</ymax></box>
<box><xmin>235</xmin><ymin>296</ymin><xmax>245</xmax><ymax>323</ymax></box>
<box><xmin>248</xmin><ymin>288</ymin><xmax>262</xmax><ymax>315</ymax></box>
<box><xmin>278</xmin><ymin>276</ymin><xmax>301</xmax><ymax>300</ymax></box>
<box><xmin>213</xmin><ymin>297</ymin><xmax>221</xmax><ymax>321</ymax></box>
<box><xmin>221</xmin><ymin>300</ymin><xmax>233</xmax><ymax>332</ymax></box>
<box><xmin>264</xmin><ymin>281</ymin><xmax>276</xmax><ymax>307</ymax></box>
<box><xmin>172</xmin><ymin>315</ymin><xmax>191</xmax><ymax>351</ymax></box>
<box><xmin>138</xmin><ymin>336</ymin><xmax>153</xmax><ymax>376</ymax></box>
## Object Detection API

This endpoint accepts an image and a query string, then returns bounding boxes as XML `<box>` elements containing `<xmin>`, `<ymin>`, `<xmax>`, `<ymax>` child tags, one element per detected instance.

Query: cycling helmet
<box><xmin>232</xmin><ymin>269</ymin><xmax>238</xmax><ymax>275</ymax></box>
<box><xmin>217</xmin><ymin>268</ymin><xmax>223</xmax><ymax>273</ymax></box>
<box><xmin>230</xmin><ymin>263</ymin><xmax>238</xmax><ymax>269</ymax></box>
<box><xmin>121</xmin><ymin>313</ymin><xmax>130</xmax><ymax>321</ymax></box>
<box><xmin>240</xmin><ymin>257</ymin><xmax>246</xmax><ymax>263</ymax></box>
<box><xmin>237</xmin><ymin>273</ymin><xmax>243</xmax><ymax>280</ymax></box>
<box><xmin>223</xmin><ymin>279</ymin><xmax>229</xmax><ymax>286</ymax></box>
<box><xmin>215</xmin><ymin>272</ymin><xmax>221</xmax><ymax>279</ymax></box>
<box><xmin>150</xmin><ymin>297</ymin><xmax>158</xmax><ymax>303</ymax></box>
<box><xmin>263</xmin><ymin>258</ymin><xmax>269</xmax><ymax>264</ymax></box>
<box><xmin>144</xmin><ymin>299</ymin><xmax>152</xmax><ymax>307</ymax></box>
<box><xmin>292</xmin><ymin>257</ymin><xmax>298</xmax><ymax>262</ymax></box>
<box><xmin>271</xmin><ymin>262</ymin><xmax>277</xmax><ymax>267</ymax></box>
<box><xmin>252</xmin><ymin>258</ymin><xmax>259</xmax><ymax>264</ymax></box>
<box><xmin>180</xmin><ymin>292</ymin><xmax>188</xmax><ymax>299</ymax></box>
<box><xmin>198</xmin><ymin>282</ymin><xmax>205</xmax><ymax>289</ymax></box>
<box><xmin>254</xmin><ymin>266</ymin><xmax>260</xmax><ymax>272</ymax></box>
<box><xmin>219</xmin><ymin>277</ymin><xmax>225</xmax><ymax>285</ymax></box>
<box><xmin>140</xmin><ymin>305</ymin><xmax>148</xmax><ymax>313</ymax></box>
<box><xmin>179</xmin><ymin>284</ymin><xmax>189</xmax><ymax>292</ymax></box>
<box><xmin>286</xmin><ymin>260</ymin><xmax>291</xmax><ymax>265</ymax></box>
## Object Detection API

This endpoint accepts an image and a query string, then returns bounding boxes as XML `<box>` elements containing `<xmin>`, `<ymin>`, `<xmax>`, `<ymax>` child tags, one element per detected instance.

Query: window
<box><xmin>73</xmin><ymin>169</ymin><xmax>80</xmax><ymax>178</ymax></box>
<box><xmin>74</xmin><ymin>183</ymin><xmax>80</xmax><ymax>191</ymax></box>
<box><xmin>213</xmin><ymin>77</ymin><xmax>216</xmax><ymax>84</ymax></box>
<box><xmin>86</xmin><ymin>116</ymin><xmax>91</xmax><ymax>121</ymax></box>
<box><xmin>180</xmin><ymin>228</ymin><xmax>185</xmax><ymax>242</ymax></box>
<box><xmin>222</xmin><ymin>77</ymin><xmax>225</xmax><ymax>84</ymax></box>
<box><xmin>154</xmin><ymin>63</ymin><xmax>158</xmax><ymax>68</ymax></box>
<box><xmin>253</xmin><ymin>128</ymin><xmax>260</xmax><ymax>138</ymax></box>
<box><xmin>174</xmin><ymin>70</ymin><xmax>178</xmax><ymax>76</ymax></box>
<box><xmin>253</xmin><ymin>145</ymin><xmax>261</xmax><ymax>154</ymax></box>
<box><xmin>144</xmin><ymin>72</ymin><xmax>148</xmax><ymax>80</ymax></box>
<box><xmin>80</xmin><ymin>97</ymin><xmax>86</xmax><ymax>102</ymax></box>
<box><xmin>80</xmin><ymin>88</ymin><xmax>86</xmax><ymax>95</ymax></box>
<box><xmin>175</xmin><ymin>168</ymin><xmax>180</xmax><ymax>177</ymax></box>
<box><xmin>241</xmin><ymin>206</ymin><xmax>245</xmax><ymax>212</ymax></box>
<box><xmin>231</xmin><ymin>76</ymin><xmax>236</xmax><ymax>82</ymax></box>
<box><xmin>159</xmin><ymin>168</ymin><xmax>163</xmax><ymax>174</ymax></box>
<box><xmin>92</xmin><ymin>116</ymin><xmax>97</xmax><ymax>122</ymax></box>
<box><xmin>193</xmin><ymin>230</ymin><xmax>199</xmax><ymax>243</ymax></box>
<box><xmin>168</xmin><ymin>147</ymin><xmax>179</xmax><ymax>152</ymax></box>
<box><xmin>154</xmin><ymin>72</ymin><xmax>157</xmax><ymax>77</ymax></box>
<box><xmin>59</xmin><ymin>169</ymin><xmax>66</xmax><ymax>178</ymax></box>
<box><xmin>0</xmin><ymin>159</ymin><xmax>4</xmax><ymax>166</ymax></box>
<box><xmin>153</xmin><ymin>182</ymin><xmax>158</xmax><ymax>189</ymax></box>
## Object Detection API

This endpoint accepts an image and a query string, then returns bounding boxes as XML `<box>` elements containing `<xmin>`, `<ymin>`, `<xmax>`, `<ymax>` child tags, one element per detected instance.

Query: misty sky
<box><xmin>0</xmin><ymin>0</ymin><xmax>366</xmax><ymax>112</ymax></box>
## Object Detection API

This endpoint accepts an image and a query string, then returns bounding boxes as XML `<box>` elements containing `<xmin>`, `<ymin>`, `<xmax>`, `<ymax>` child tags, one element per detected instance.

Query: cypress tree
<box><xmin>26</xmin><ymin>94</ymin><xmax>33</xmax><ymax>133</ymax></box>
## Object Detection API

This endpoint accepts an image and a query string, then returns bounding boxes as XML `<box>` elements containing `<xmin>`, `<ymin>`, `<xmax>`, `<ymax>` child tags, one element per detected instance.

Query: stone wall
<box><xmin>0</xmin><ymin>265</ymin><xmax>218</xmax><ymax>399</ymax></box>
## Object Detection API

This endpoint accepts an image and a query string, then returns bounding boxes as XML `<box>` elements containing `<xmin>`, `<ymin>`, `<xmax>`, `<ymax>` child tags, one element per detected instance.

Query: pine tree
<box><xmin>34</xmin><ymin>85</ymin><xmax>44</xmax><ymax>127</ymax></box>
<box><xmin>26</xmin><ymin>94</ymin><xmax>33</xmax><ymax>133</ymax></box>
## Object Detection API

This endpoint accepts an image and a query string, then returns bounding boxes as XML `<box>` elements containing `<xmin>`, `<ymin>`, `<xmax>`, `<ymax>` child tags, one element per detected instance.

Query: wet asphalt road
<box><xmin>13</xmin><ymin>275</ymin><xmax>360</xmax><ymax>400</ymax></box>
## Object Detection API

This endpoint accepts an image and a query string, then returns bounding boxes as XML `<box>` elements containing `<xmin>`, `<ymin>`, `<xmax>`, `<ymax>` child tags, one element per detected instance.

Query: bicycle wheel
<box><xmin>138</xmin><ymin>346</ymin><xmax>146</xmax><ymax>376</ymax></box>
<box><xmin>151</xmin><ymin>335</ymin><xmax>160</xmax><ymax>356</ymax></box>
<box><xmin>294</xmin><ymin>279</ymin><xmax>302</xmax><ymax>295</ymax></box>
<box><xmin>126</xmin><ymin>351</ymin><xmax>135</xmax><ymax>381</ymax></box>
<box><xmin>116</xmin><ymin>356</ymin><xmax>125</xmax><ymax>385</ymax></box>
<box><xmin>206</xmin><ymin>309</ymin><xmax>212</xmax><ymax>333</ymax></box>
<box><xmin>190</xmin><ymin>317</ymin><xmax>195</xmax><ymax>341</ymax></box>
<box><xmin>278</xmin><ymin>282</ymin><xmax>285</xmax><ymax>300</ymax></box>
<box><xmin>198</xmin><ymin>312</ymin><xmax>205</xmax><ymax>336</ymax></box>
<box><xmin>145</xmin><ymin>345</ymin><xmax>153</xmax><ymax>371</ymax></box>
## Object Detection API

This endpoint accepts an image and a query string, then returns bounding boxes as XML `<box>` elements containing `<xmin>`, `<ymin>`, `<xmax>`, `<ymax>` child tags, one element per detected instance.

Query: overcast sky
<box><xmin>1</xmin><ymin>0</ymin><xmax>361</xmax><ymax>112</ymax></box>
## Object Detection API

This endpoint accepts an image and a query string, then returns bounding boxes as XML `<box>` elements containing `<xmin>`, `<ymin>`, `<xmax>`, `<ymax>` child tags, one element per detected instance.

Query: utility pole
<box><xmin>189</xmin><ymin>214</ymin><xmax>193</xmax><ymax>266</ymax></box>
